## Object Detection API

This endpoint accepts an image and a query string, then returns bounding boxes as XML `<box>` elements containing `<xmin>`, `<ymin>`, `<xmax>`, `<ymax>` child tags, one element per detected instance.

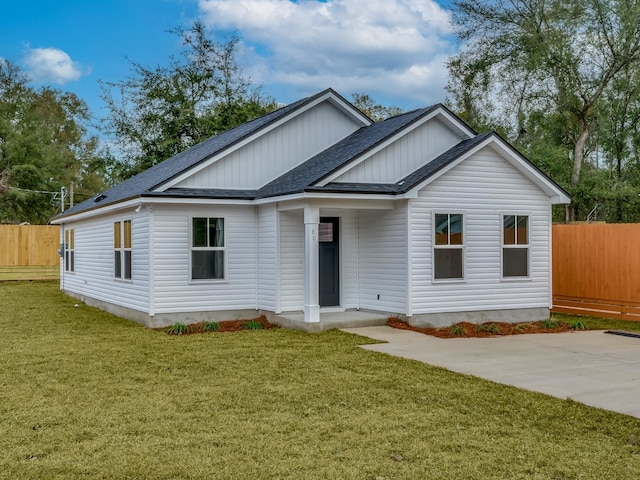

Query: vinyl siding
<box><xmin>357</xmin><ymin>205</ymin><xmax>407</xmax><ymax>313</ymax></box>
<box><xmin>319</xmin><ymin>208</ymin><xmax>358</xmax><ymax>308</ymax></box>
<box><xmin>257</xmin><ymin>204</ymin><xmax>277</xmax><ymax>311</ymax></box>
<box><xmin>61</xmin><ymin>211</ymin><xmax>150</xmax><ymax>313</ymax></box>
<box><xmin>410</xmin><ymin>146</ymin><xmax>551</xmax><ymax>314</ymax></box>
<box><xmin>279</xmin><ymin>210</ymin><xmax>304</xmax><ymax>311</ymax></box>
<box><xmin>152</xmin><ymin>205</ymin><xmax>258</xmax><ymax>313</ymax></box>
<box><xmin>333</xmin><ymin>118</ymin><xmax>461</xmax><ymax>184</ymax></box>
<box><xmin>175</xmin><ymin>101</ymin><xmax>361</xmax><ymax>190</ymax></box>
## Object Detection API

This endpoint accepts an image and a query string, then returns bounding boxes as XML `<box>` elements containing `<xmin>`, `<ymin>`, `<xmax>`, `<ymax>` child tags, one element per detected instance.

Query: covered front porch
<box><xmin>273</xmin><ymin>197</ymin><xmax>408</xmax><ymax>328</ymax></box>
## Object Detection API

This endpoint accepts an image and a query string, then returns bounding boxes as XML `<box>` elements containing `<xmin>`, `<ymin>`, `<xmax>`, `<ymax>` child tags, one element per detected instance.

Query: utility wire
<box><xmin>7</xmin><ymin>186</ymin><xmax>62</xmax><ymax>195</ymax></box>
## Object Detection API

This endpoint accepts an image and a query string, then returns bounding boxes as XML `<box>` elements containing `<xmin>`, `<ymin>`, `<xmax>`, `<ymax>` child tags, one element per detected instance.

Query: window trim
<box><xmin>432</xmin><ymin>211</ymin><xmax>466</xmax><ymax>283</ymax></box>
<box><xmin>64</xmin><ymin>228</ymin><xmax>75</xmax><ymax>273</ymax></box>
<box><xmin>189</xmin><ymin>216</ymin><xmax>227</xmax><ymax>283</ymax></box>
<box><xmin>114</xmin><ymin>219</ymin><xmax>133</xmax><ymax>282</ymax></box>
<box><xmin>500</xmin><ymin>212</ymin><xmax>531</xmax><ymax>281</ymax></box>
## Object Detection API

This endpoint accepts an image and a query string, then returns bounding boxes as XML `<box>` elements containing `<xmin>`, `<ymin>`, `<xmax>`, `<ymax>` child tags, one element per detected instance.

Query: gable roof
<box><xmin>52</xmin><ymin>89</ymin><xmax>570</xmax><ymax>222</ymax></box>
<box><xmin>54</xmin><ymin>88</ymin><xmax>369</xmax><ymax>219</ymax></box>
<box><xmin>307</xmin><ymin>132</ymin><xmax>493</xmax><ymax>195</ymax></box>
<box><xmin>141</xmin><ymin>130</ymin><xmax>569</xmax><ymax>204</ymax></box>
<box><xmin>255</xmin><ymin>105</ymin><xmax>441</xmax><ymax>198</ymax></box>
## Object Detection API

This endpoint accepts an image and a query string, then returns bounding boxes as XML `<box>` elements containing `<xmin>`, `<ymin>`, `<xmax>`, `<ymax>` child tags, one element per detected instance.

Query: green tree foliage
<box><xmin>0</xmin><ymin>60</ymin><xmax>105</xmax><ymax>224</ymax></box>
<box><xmin>351</xmin><ymin>93</ymin><xmax>403</xmax><ymax>122</ymax></box>
<box><xmin>447</xmin><ymin>0</ymin><xmax>640</xmax><ymax>221</ymax></box>
<box><xmin>100</xmin><ymin>22</ymin><xmax>278</xmax><ymax>181</ymax></box>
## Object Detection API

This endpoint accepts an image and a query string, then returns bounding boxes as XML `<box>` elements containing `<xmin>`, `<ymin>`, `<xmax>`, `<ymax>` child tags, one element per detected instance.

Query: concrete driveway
<box><xmin>342</xmin><ymin>326</ymin><xmax>640</xmax><ymax>418</ymax></box>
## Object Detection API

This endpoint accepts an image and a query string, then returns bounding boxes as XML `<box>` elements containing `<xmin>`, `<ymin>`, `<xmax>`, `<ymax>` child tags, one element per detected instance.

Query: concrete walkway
<box><xmin>341</xmin><ymin>326</ymin><xmax>640</xmax><ymax>419</ymax></box>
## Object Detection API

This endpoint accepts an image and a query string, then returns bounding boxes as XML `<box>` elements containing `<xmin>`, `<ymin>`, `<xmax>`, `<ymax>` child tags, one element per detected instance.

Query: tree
<box><xmin>448</xmin><ymin>0</ymin><xmax>640</xmax><ymax>220</ymax></box>
<box><xmin>596</xmin><ymin>65</ymin><xmax>640</xmax><ymax>221</ymax></box>
<box><xmin>0</xmin><ymin>60</ymin><xmax>104</xmax><ymax>224</ymax></box>
<box><xmin>351</xmin><ymin>93</ymin><xmax>403</xmax><ymax>122</ymax></box>
<box><xmin>100</xmin><ymin>21</ymin><xmax>278</xmax><ymax>180</ymax></box>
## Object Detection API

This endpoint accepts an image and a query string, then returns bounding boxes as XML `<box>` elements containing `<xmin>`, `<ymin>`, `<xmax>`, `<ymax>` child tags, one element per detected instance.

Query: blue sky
<box><xmin>1</xmin><ymin>0</ymin><xmax>458</xmax><ymax>134</ymax></box>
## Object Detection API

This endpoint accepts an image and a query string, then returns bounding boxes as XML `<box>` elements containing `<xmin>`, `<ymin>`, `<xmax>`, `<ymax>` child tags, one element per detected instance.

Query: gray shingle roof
<box><xmin>305</xmin><ymin>133</ymin><xmax>493</xmax><ymax>195</ymax></box>
<box><xmin>54</xmin><ymin>89</ymin><xmax>346</xmax><ymax>219</ymax></box>
<box><xmin>255</xmin><ymin>105</ymin><xmax>440</xmax><ymax>198</ymax></box>
<box><xmin>56</xmin><ymin>89</ymin><xmax>547</xmax><ymax>220</ymax></box>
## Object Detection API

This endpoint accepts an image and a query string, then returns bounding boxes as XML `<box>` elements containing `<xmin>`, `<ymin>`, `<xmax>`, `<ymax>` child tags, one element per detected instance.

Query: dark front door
<box><xmin>319</xmin><ymin>217</ymin><xmax>340</xmax><ymax>306</ymax></box>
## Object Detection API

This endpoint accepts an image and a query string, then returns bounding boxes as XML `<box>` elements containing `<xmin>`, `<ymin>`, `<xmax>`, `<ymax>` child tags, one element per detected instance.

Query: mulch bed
<box><xmin>387</xmin><ymin>317</ymin><xmax>573</xmax><ymax>338</ymax></box>
<box><xmin>162</xmin><ymin>316</ymin><xmax>276</xmax><ymax>335</ymax></box>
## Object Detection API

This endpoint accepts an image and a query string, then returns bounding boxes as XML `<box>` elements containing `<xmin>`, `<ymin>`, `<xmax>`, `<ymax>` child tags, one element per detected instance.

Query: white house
<box><xmin>51</xmin><ymin>89</ymin><xmax>570</xmax><ymax>331</ymax></box>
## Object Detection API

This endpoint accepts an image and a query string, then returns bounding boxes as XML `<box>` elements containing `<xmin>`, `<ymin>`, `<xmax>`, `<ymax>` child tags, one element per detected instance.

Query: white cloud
<box><xmin>22</xmin><ymin>47</ymin><xmax>87</xmax><ymax>84</ymax></box>
<box><xmin>198</xmin><ymin>0</ymin><xmax>454</xmax><ymax>106</ymax></box>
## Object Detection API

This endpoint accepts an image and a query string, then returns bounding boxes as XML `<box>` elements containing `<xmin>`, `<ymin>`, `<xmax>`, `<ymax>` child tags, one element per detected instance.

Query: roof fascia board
<box><xmin>155</xmin><ymin>90</ymin><xmax>371</xmax><ymax>193</ymax></box>
<box><xmin>139</xmin><ymin>196</ymin><xmax>254</xmax><ymax>206</ymax></box>
<box><xmin>53</xmin><ymin>187</ymin><xmax>405</xmax><ymax>224</ymax></box>
<box><xmin>316</xmin><ymin>107</ymin><xmax>473</xmax><ymax>187</ymax></box>
<box><xmin>50</xmin><ymin>198</ymin><xmax>140</xmax><ymax>224</ymax></box>
<box><xmin>308</xmin><ymin>198</ymin><xmax>396</xmax><ymax>210</ymax></box>
<box><xmin>273</xmin><ymin>196</ymin><xmax>396</xmax><ymax>211</ymax></box>
<box><xmin>404</xmin><ymin>135</ymin><xmax>571</xmax><ymax>204</ymax></box>
<box><xmin>52</xmin><ymin>195</ymin><xmax>256</xmax><ymax>223</ymax></box>
<box><xmin>253</xmin><ymin>191</ymin><xmax>399</xmax><ymax>205</ymax></box>
<box><xmin>486</xmin><ymin>140</ymin><xmax>570</xmax><ymax>203</ymax></box>
<box><xmin>435</xmin><ymin>108</ymin><xmax>476</xmax><ymax>138</ymax></box>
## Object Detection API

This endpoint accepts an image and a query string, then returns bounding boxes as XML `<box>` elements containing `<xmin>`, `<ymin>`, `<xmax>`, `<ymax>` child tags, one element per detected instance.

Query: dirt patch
<box><xmin>162</xmin><ymin>316</ymin><xmax>276</xmax><ymax>335</ymax></box>
<box><xmin>387</xmin><ymin>317</ymin><xmax>574</xmax><ymax>338</ymax></box>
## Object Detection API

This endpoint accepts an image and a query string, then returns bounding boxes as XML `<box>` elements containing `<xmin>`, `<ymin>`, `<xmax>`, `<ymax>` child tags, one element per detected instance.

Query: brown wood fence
<box><xmin>552</xmin><ymin>223</ymin><xmax>640</xmax><ymax>321</ymax></box>
<box><xmin>0</xmin><ymin>225</ymin><xmax>60</xmax><ymax>280</ymax></box>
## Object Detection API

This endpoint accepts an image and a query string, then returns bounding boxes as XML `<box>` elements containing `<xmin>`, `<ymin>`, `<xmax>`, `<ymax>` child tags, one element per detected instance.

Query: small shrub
<box><xmin>542</xmin><ymin>319</ymin><xmax>559</xmax><ymax>328</ymax></box>
<box><xmin>203</xmin><ymin>322</ymin><xmax>220</xmax><ymax>332</ymax></box>
<box><xmin>240</xmin><ymin>320</ymin><xmax>264</xmax><ymax>330</ymax></box>
<box><xmin>569</xmin><ymin>319</ymin><xmax>586</xmax><ymax>330</ymax></box>
<box><xmin>485</xmin><ymin>324</ymin><xmax>501</xmax><ymax>334</ymax></box>
<box><xmin>514</xmin><ymin>323</ymin><xmax>530</xmax><ymax>333</ymax></box>
<box><xmin>167</xmin><ymin>322</ymin><xmax>189</xmax><ymax>335</ymax></box>
<box><xmin>475</xmin><ymin>323</ymin><xmax>501</xmax><ymax>334</ymax></box>
<box><xmin>449</xmin><ymin>324</ymin><xmax>466</xmax><ymax>336</ymax></box>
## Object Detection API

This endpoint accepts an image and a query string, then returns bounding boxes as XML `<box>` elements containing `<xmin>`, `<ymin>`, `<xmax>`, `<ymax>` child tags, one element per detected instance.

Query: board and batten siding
<box><xmin>410</xmin><ymin>146</ymin><xmax>552</xmax><ymax>314</ymax></box>
<box><xmin>357</xmin><ymin>205</ymin><xmax>407</xmax><ymax>313</ymax></box>
<box><xmin>333</xmin><ymin>118</ymin><xmax>462</xmax><ymax>184</ymax></box>
<box><xmin>257</xmin><ymin>205</ymin><xmax>277</xmax><ymax>312</ymax></box>
<box><xmin>61</xmin><ymin>211</ymin><xmax>150</xmax><ymax>313</ymax></box>
<box><xmin>152</xmin><ymin>205</ymin><xmax>257</xmax><ymax>313</ymax></box>
<box><xmin>319</xmin><ymin>208</ymin><xmax>358</xmax><ymax>309</ymax></box>
<box><xmin>278</xmin><ymin>210</ymin><xmax>304</xmax><ymax>311</ymax></box>
<box><xmin>175</xmin><ymin>101</ymin><xmax>361</xmax><ymax>190</ymax></box>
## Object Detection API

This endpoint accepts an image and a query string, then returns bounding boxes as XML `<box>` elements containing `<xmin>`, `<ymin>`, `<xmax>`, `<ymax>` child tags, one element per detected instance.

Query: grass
<box><xmin>2</xmin><ymin>282</ymin><xmax>640</xmax><ymax>479</ymax></box>
<box><xmin>553</xmin><ymin>312</ymin><xmax>640</xmax><ymax>332</ymax></box>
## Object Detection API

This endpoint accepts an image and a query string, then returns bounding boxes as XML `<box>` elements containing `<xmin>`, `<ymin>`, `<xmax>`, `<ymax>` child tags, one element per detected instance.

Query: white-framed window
<box><xmin>433</xmin><ymin>212</ymin><xmax>464</xmax><ymax>280</ymax></box>
<box><xmin>191</xmin><ymin>217</ymin><xmax>225</xmax><ymax>280</ymax></box>
<box><xmin>502</xmin><ymin>214</ymin><xmax>529</xmax><ymax>278</ymax></box>
<box><xmin>64</xmin><ymin>229</ymin><xmax>74</xmax><ymax>273</ymax></box>
<box><xmin>114</xmin><ymin>220</ymin><xmax>132</xmax><ymax>280</ymax></box>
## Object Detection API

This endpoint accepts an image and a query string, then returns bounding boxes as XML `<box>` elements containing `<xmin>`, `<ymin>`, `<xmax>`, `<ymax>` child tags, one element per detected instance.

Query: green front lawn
<box><xmin>2</xmin><ymin>281</ymin><xmax>640</xmax><ymax>479</ymax></box>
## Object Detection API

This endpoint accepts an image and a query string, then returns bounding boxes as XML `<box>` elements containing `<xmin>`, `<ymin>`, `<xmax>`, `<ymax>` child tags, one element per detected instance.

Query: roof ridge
<box><xmin>53</xmin><ymin>89</ymin><xmax>345</xmax><ymax>219</ymax></box>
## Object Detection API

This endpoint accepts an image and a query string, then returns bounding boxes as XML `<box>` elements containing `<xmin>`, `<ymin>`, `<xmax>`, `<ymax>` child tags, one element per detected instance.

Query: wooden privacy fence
<box><xmin>0</xmin><ymin>225</ymin><xmax>60</xmax><ymax>280</ymax></box>
<box><xmin>552</xmin><ymin>223</ymin><xmax>640</xmax><ymax>321</ymax></box>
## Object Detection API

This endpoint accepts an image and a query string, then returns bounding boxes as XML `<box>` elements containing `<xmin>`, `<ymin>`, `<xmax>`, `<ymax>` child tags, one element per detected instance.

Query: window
<box><xmin>114</xmin><ymin>220</ymin><xmax>132</xmax><ymax>280</ymax></box>
<box><xmin>64</xmin><ymin>229</ymin><xmax>74</xmax><ymax>272</ymax></box>
<box><xmin>503</xmin><ymin>215</ymin><xmax>529</xmax><ymax>278</ymax></box>
<box><xmin>191</xmin><ymin>217</ymin><xmax>225</xmax><ymax>280</ymax></box>
<box><xmin>433</xmin><ymin>213</ymin><xmax>464</xmax><ymax>280</ymax></box>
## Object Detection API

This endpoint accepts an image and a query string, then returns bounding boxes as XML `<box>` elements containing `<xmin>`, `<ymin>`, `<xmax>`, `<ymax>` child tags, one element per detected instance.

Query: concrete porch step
<box><xmin>275</xmin><ymin>310</ymin><xmax>389</xmax><ymax>332</ymax></box>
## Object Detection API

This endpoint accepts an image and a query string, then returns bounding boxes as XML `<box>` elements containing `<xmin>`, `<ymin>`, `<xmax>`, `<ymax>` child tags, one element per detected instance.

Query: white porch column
<box><xmin>303</xmin><ymin>206</ymin><xmax>320</xmax><ymax>323</ymax></box>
